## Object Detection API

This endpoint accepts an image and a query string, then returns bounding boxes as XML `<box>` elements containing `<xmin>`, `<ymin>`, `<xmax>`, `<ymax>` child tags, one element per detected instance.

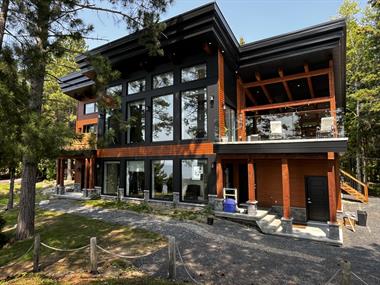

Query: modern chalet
<box><xmin>56</xmin><ymin>3</ymin><xmax>364</xmax><ymax>243</ymax></box>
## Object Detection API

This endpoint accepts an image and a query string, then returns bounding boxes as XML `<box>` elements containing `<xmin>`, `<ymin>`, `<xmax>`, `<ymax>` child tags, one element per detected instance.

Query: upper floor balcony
<box><xmin>215</xmin><ymin>108</ymin><xmax>348</xmax><ymax>154</ymax></box>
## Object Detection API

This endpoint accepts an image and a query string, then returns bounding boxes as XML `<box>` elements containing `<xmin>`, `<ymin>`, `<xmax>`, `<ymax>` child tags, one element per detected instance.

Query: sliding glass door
<box><xmin>104</xmin><ymin>161</ymin><xmax>120</xmax><ymax>195</ymax></box>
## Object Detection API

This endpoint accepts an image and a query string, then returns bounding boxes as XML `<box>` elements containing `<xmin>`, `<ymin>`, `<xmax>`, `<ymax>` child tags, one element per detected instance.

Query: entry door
<box><xmin>306</xmin><ymin>176</ymin><xmax>329</xmax><ymax>222</ymax></box>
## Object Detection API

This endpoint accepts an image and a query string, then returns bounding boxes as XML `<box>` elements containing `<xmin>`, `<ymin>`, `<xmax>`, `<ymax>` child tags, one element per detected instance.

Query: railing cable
<box><xmin>40</xmin><ymin>242</ymin><xmax>89</xmax><ymax>252</ymax></box>
<box><xmin>176</xmin><ymin>244</ymin><xmax>202</xmax><ymax>285</ymax></box>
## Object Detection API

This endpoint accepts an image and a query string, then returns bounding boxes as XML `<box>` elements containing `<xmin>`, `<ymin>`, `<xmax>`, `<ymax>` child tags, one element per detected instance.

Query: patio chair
<box><xmin>316</xmin><ymin>117</ymin><xmax>335</xmax><ymax>138</ymax></box>
<box><xmin>269</xmin><ymin>121</ymin><xmax>283</xmax><ymax>140</ymax></box>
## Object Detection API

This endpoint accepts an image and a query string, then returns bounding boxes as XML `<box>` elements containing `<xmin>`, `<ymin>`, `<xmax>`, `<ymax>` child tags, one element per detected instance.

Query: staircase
<box><xmin>256</xmin><ymin>212</ymin><xmax>282</xmax><ymax>234</ymax></box>
<box><xmin>340</xmin><ymin>169</ymin><xmax>369</xmax><ymax>203</ymax></box>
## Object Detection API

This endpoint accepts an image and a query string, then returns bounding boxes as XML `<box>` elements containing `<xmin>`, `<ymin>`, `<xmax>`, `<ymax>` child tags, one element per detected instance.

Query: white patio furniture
<box><xmin>269</xmin><ymin>120</ymin><xmax>283</xmax><ymax>140</ymax></box>
<box><xmin>316</xmin><ymin>116</ymin><xmax>335</xmax><ymax>138</ymax></box>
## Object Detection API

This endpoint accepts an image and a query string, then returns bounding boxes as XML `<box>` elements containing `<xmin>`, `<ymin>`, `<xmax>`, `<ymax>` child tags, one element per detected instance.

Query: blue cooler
<box><xmin>223</xmin><ymin>198</ymin><xmax>236</xmax><ymax>213</ymax></box>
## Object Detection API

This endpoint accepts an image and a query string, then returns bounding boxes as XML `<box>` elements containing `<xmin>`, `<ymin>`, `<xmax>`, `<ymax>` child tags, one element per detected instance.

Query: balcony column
<box><xmin>56</xmin><ymin>159</ymin><xmax>60</xmax><ymax>187</ymax></box>
<box><xmin>281</xmin><ymin>158</ymin><xmax>292</xmax><ymax>233</ymax></box>
<box><xmin>327</xmin><ymin>152</ymin><xmax>339</xmax><ymax>240</ymax></box>
<box><xmin>88</xmin><ymin>157</ymin><xmax>95</xmax><ymax>190</ymax></box>
<box><xmin>247</xmin><ymin>158</ymin><xmax>258</xmax><ymax>216</ymax></box>
<box><xmin>84</xmin><ymin>158</ymin><xmax>89</xmax><ymax>191</ymax></box>
<box><xmin>215</xmin><ymin>158</ymin><xmax>224</xmax><ymax>211</ymax></box>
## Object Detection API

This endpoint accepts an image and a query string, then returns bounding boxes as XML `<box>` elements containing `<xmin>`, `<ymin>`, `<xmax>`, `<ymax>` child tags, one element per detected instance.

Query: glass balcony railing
<box><xmin>222</xmin><ymin>109</ymin><xmax>345</xmax><ymax>143</ymax></box>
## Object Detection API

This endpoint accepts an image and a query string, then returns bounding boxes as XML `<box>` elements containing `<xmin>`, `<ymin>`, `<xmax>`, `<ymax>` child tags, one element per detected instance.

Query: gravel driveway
<box><xmin>41</xmin><ymin>197</ymin><xmax>380</xmax><ymax>285</ymax></box>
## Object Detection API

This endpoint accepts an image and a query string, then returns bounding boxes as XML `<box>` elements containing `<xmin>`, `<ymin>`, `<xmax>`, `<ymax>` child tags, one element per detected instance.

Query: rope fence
<box><xmin>3</xmin><ymin>235</ymin><xmax>372</xmax><ymax>285</ymax></box>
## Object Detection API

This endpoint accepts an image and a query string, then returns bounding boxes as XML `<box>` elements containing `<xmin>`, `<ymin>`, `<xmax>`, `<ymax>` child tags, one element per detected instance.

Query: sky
<box><xmin>81</xmin><ymin>0</ymin><xmax>368</xmax><ymax>50</ymax></box>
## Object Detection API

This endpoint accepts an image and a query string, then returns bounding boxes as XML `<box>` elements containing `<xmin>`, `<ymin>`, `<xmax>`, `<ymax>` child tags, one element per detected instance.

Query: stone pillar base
<box><xmin>281</xmin><ymin>217</ymin><xmax>293</xmax><ymax>234</ymax></box>
<box><xmin>173</xmin><ymin>192</ymin><xmax>180</xmax><ymax>206</ymax></box>
<box><xmin>82</xmin><ymin>188</ymin><xmax>88</xmax><ymax>197</ymax></box>
<box><xmin>215</xmin><ymin>198</ymin><xmax>224</xmax><ymax>211</ymax></box>
<box><xmin>247</xmin><ymin>200</ymin><xmax>258</xmax><ymax>216</ymax></box>
<box><xmin>208</xmin><ymin>194</ymin><xmax>217</xmax><ymax>209</ymax></box>
<box><xmin>59</xmin><ymin>186</ymin><xmax>65</xmax><ymax>195</ymax></box>
<box><xmin>118</xmin><ymin>188</ymin><xmax>124</xmax><ymax>200</ymax></box>
<box><xmin>143</xmin><ymin>190</ymin><xmax>150</xmax><ymax>202</ymax></box>
<box><xmin>94</xmin><ymin>186</ymin><xmax>101</xmax><ymax>197</ymax></box>
<box><xmin>327</xmin><ymin>221</ymin><xmax>340</xmax><ymax>240</ymax></box>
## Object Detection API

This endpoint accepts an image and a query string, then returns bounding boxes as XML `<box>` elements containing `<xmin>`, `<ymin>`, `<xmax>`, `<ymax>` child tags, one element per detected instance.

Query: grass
<box><xmin>83</xmin><ymin>199</ymin><xmax>212</xmax><ymax>223</ymax></box>
<box><xmin>0</xmin><ymin>180</ymin><xmax>55</xmax><ymax>208</ymax></box>
<box><xmin>0</xmin><ymin>207</ymin><xmax>176</xmax><ymax>284</ymax></box>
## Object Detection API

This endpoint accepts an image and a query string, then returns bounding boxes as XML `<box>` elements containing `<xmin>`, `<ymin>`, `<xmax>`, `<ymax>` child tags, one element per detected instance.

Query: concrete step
<box><xmin>258</xmin><ymin>214</ymin><xmax>276</xmax><ymax>225</ymax></box>
<box><xmin>263</xmin><ymin>219</ymin><xmax>282</xmax><ymax>233</ymax></box>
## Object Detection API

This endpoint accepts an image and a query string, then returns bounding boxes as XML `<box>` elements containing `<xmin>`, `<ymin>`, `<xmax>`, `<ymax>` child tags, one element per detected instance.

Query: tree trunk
<box><xmin>6</xmin><ymin>167</ymin><xmax>15</xmax><ymax>210</ymax></box>
<box><xmin>67</xmin><ymin>159</ymin><xmax>72</xmax><ymax>181</ymax></box>
<box><xmin>0</xmin><ymin>0</ymin><xmax>10</xmax><ymax>51</ymax></box>
<box><xmin>15</xmin><ymin>159</ymin><xmax>37</xmax><ymax>240</ymax></box>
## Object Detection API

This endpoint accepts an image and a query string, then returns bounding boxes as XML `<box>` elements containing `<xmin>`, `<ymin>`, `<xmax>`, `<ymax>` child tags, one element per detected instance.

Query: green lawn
<box><xmin>0</xmin><ymin>208</ymin><xmax>180</xmax><ymax>285</ymax></box>
<box><xmin>0</xmin><ymin>180</ymin><xmax>56</xmax><ymax>208</ymax></box>
<box><xmin>83</xmin><ymin>199</ymin><xmax>212</xmax><ymax>223</ymax></box>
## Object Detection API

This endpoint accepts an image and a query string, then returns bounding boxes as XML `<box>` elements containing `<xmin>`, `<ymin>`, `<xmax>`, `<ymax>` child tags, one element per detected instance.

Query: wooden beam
<box><xmin>218</xmin><ymin>153</ymin><xmax>327</xmax><ymax>160</ymax></box>
<box><xmin>216</xmin><ymin>158</ymin><xmax>223</xmax><ymax>198</ymax></box>
<box><xmin>281</xmin><ymin>158</ymin><xmax>291</xmax><ymax>219</ymax></box>
<box><xmin>255</xmin><ymin>72</ymin><xmax>273</xmax><ymax>103</ymax></box>
<box><xmin>247</xmin><ymin>159</ymin><xmax>256</xmax><ymax>202</ymax></box>
<box><xmin>218</xmin><ymin>49</ymin><xmax>226</xmax><ymax>137</ymax></box>
<box><xmin>327</xmin><ymin>152</ymin><xmax>337</xmax><ymax>223</ymax></box>
<box><xmin>242</xmin><ymin>96</ymin><xmax>330</xmax><ymax>112</ymax></box>
<box><xmin>245</xmin><ymin>88</ymin><xmax>257</xmax><ymax>105</ymax></box>
<box><xmin>304</xmin><ymin>64</ymin><xmax>315</xmax><ymax>98</ymax></box>
<box><xmin>244</xmin><ymin>68</ymin><xmax>329</xmax><ymax>89</ymax></box>
<box><xmin>278</xmin><ymin>68</ymin><xmax>293</xmax><ymax>101</ymax></box>
<box><xmin>328</xmin><ymin>60</ymin><xmax>338</xmax><ymax>137</ymax></box>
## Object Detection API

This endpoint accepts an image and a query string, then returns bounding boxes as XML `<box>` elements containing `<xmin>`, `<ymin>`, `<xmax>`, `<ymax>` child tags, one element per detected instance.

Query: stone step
<box><xmin>259</xmin><ymin>214</ymin><xmax>276</xmax><ymax>225</ymax></box>
<box><xmin>261</xmin><ymin>219</ymin><xmax>282</xmax><ymax>233</ymax></box>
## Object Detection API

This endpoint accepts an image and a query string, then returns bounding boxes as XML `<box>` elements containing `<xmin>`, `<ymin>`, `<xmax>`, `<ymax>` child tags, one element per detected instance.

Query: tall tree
<box><xmin>337</xmin><ymin>0</ymin><xmax>380</xmax><ymax>183</ymax></box>
<box><xmin>0</xmin><ymin>0</ymin><xmax>10</xmax><ymax>50</ymax></box>
<box><xmin>2</xmin><ymin>0</ymin><xmax>172</xmax><ymax>240</ymax></box>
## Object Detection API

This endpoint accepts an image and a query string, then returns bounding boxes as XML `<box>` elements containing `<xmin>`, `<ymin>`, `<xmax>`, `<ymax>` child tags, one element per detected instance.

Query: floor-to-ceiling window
<box><xmin>126</xmin><ymin>161</ymin><xmax>145</xmax><ymax>198</ymax></box>
<box><xmin>103</xmin><ymin>161</ymin><xmax>120</xmax><ymax>195</ymax></box>
<box><xmin>181</xmin><ymin>88</ymin><xmax>207</xmax><ymax>140</ymax></box>
<box><xmin>104</xmin><ymin>85</ymin><xmax>123</xmax><ymax>145</ymax></box>
<box><xmin>151</xmin><ymin>160</ymin><xmax>173</xmax><ymax>200</ymax></box>
<box><xmin>127</xmin><ymin>100</ymin><xmax>145</xmax><ymax>143</ymax></box>
<box><xmin>152</xmin><ymin>94</ymin><xmax>174</xmax><ymax>142</ymax></box>
<box><xmin>181</xmin><ymin>159</ymin><xmax>208</xmax><ymax>203</ymax></box>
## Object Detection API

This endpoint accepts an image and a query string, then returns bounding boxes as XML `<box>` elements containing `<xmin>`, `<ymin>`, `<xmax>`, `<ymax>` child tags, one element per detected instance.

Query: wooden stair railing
<box><xmin>340</xmin><ymin>169</ymin><xmax>369</xmax><ymax>203</ymax></box>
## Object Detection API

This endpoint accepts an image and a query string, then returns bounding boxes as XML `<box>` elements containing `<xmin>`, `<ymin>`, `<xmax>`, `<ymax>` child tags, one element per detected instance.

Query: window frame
<box><xmin>151</xmin><ymin>159</ymin><xmax>174</xmax><ymax>201</ymax></box>
<box><xmin>126</xmin><ymin>99</ymin><xmax>146</xmax><ymax>144</ymax></box>
<box><xmin>127</xmin><ymin>78</ymin><xmax>146</xmax><ymax>95</ymax></box>
<box><xmin>151</xmin><ymin>93</ymin><xmax>174</xmax><ymax>143</ymax></box>
<box><xmin>181</xmin><ymin>63</ymin><xmax>207</xmax><ymax>83</ymax></box>
<box><xmin>152</xmin><ymin>71</ymin><xmax>174</xmax><ymax>90</ymax></box>
<box><xmin>180</xmin><ymin>87</ymin><xmax>208</xmax><ymax>141</ymax></box>
<box><xmin>103</xmin><ymin>161</ymin><xmax>120</xmax><ymax>196</ymax></box>
<box><xmin>126</xmin><ymin>160</ymin><xmax>145</xmax><ymax>198</ymax></box>
<box><xmin>180</xmin><ymin>158</ymin><xmax>209</xmax><ymax>204</ymax></box>
<box><xmin>84</xmin><ymin>102</ymin><xmax>97</xmax><ymax>115</ymax></box>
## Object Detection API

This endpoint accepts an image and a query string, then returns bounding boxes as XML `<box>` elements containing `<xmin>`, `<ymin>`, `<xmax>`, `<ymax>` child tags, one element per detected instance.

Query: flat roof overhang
<box><xmin>213</xmin><ymin>138</ymin><xmax>348</xmax><ymax>154</ymax></box>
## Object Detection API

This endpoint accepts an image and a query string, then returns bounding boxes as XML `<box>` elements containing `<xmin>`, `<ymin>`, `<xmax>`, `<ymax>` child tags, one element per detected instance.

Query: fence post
<box><xmin>341</xmin><ymin>260</ymin><xmax>352</xmax><ymax>285</ymax></box>
<box><xmin>33</xmin><ymin>233</ymin><xmax>40</xmax><ymax>272</ymax></box>
<box><xmin>90</xmin><ymin>237</ymin><xmax>98</xmax><ymax>274</ymax></box>
<box><xmin>168</xmin><ymin>235</ymin><xmax>176</xmax><ymax>280</ymax></box>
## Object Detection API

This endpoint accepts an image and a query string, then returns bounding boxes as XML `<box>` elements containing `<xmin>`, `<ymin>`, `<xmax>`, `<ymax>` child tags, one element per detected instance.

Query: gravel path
<box><xmin>41</xmin><ymin>197</ymin><xmax>380</xmax><ymax>285</ymax></box>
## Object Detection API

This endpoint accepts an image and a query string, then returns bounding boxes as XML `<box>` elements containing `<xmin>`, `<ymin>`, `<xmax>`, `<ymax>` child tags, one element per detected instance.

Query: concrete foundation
<box><xmin>281</xmin><ymin>217</ymin><xmax>293</xmax><ymax>234</ymax></box>
<box><xmin>247</xmin><ymin>200</ymin><xmax>258</xmax><ymax>216</ymax></box>
<box><xmin>215</xmin><ymin>198</ymin><xmax>224</xmax><ymax>211</ymax></box>
<box><xmin>208</xmin><ymin>194</ymin><xmax>217</xmax><ymax>209</ymax></box>
<box><xmin>173</xmin><ymin>192</ymin><xmax>180</xmax><ymax>206</ymax></box>
<box><xmin>144</xmin><ymin>190</ymin><xmax>150</xmax><ymax>202</ymax></box>
<box><xmin>327</xmin><ymin>222</ymin><xmax>340</xmax><ymax>240</ymax></box>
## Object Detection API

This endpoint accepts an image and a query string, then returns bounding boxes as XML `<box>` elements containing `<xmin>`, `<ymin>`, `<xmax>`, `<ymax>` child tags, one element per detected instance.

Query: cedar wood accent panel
<box><xmin>256</xmin><ymin>159</ymin><xmax>329</xmax><ymax>208</ymax></box>
<box><xmin>97</xmin><ymin>143</ymin><xmax>214</xmax><ymax>158</ymax></box>
<box><xmin>218</xmin><ymin>49</ymin><xmax>225</xmax><ymax>137</ymax></box>
<box><xmin>76</xmin><ymin>118</ymin><xmax>98</xmax><ymax>133</ymax></box>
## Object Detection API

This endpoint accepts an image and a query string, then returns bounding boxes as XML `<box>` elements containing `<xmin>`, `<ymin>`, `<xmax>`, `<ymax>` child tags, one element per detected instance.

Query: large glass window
<box><xmin>153</xmin><ymin>72</ymin><xmax>173</xmax><ymax>89</ymax></box>
<box><xmin>225</xmin><ymin>106</ymin><xmax>236</xmax><ymax>142</ymax></box>
<box><xmin>127</xmin><ymin>100</ymin><xmax>145</xmax><ymax>143</ymax></box>
<box><xmin>152</xmin><ymin>160</ymin><xmax>173</xmax><ymax>201</ymax></box>
<box><xmin>83</xmin><ymin>124</ymin><xmax>97</xmax><ymax>133</ymax></box>
<box><xmin>181</xmin><ymin>64</ymin><xmax>207</xmax><ymax>83</ymax></box>
<box><xmin>104</xmin><ymin>161</ymin><xmax>120</xmax><ymax>195</ymax></box>
<box><xmin>181</xmin><ymin>88</ymin><xmax>207</xmax><ymax>140</ymax></box>
<box><xmin>105</xmin><ymin>85</ymin><xmax>123</xmax><ymax>145</ymax></box>
<box><xmin>126</xmin><ymin>161</ymin><xmax>145</xmax><ymax>198</ymax></box>
<box><xmin>128</xmin><ymin>79</ymin><xmax>145</xmax><ymax>95</ymax></box>
<box><xmin>152</xmin><ymin>94</ymin><xmax>174</xmax><ymax>142</ymax></box>
<box><xmin>84</xmin><ymin>102</ymin><xmax>97</xmax><ymax>114</ymax></box>
<box><xmin>181</xmin><ymin>159</ymin><xmax>208</xmax><ymax>203</ymax></box>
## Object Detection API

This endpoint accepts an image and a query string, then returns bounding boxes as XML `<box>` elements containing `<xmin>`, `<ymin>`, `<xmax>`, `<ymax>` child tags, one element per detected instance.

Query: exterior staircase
<box><xmin>256</xmin><ymin>212</ymin><xmax>282</xmax><ymax>234</ymax></box>
<box><xmin>340</xmin><ymin>169</ymin><xmax>369</xmax><ymax>203</ymax></box>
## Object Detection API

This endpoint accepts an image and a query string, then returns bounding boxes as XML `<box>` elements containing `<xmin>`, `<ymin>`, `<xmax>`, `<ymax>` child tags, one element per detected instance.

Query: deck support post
<box><xmin>247</xmin><ymin>159</ymin><xmax>258</xmax><ymax>216</ymax></box>
<box><xmin>216</xmin><ymin>158</ymin><xmax>223</xmax><ymax>199</ymax></box>
<box><xmin>281</xmin><ymin>158</ymin><xmax>293</xmax><ymax>233</ymax></box>
<box><xmin>327</xmin><ymin>152</ymin><xmax>340</xmax><ymax>240</ymax></box>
